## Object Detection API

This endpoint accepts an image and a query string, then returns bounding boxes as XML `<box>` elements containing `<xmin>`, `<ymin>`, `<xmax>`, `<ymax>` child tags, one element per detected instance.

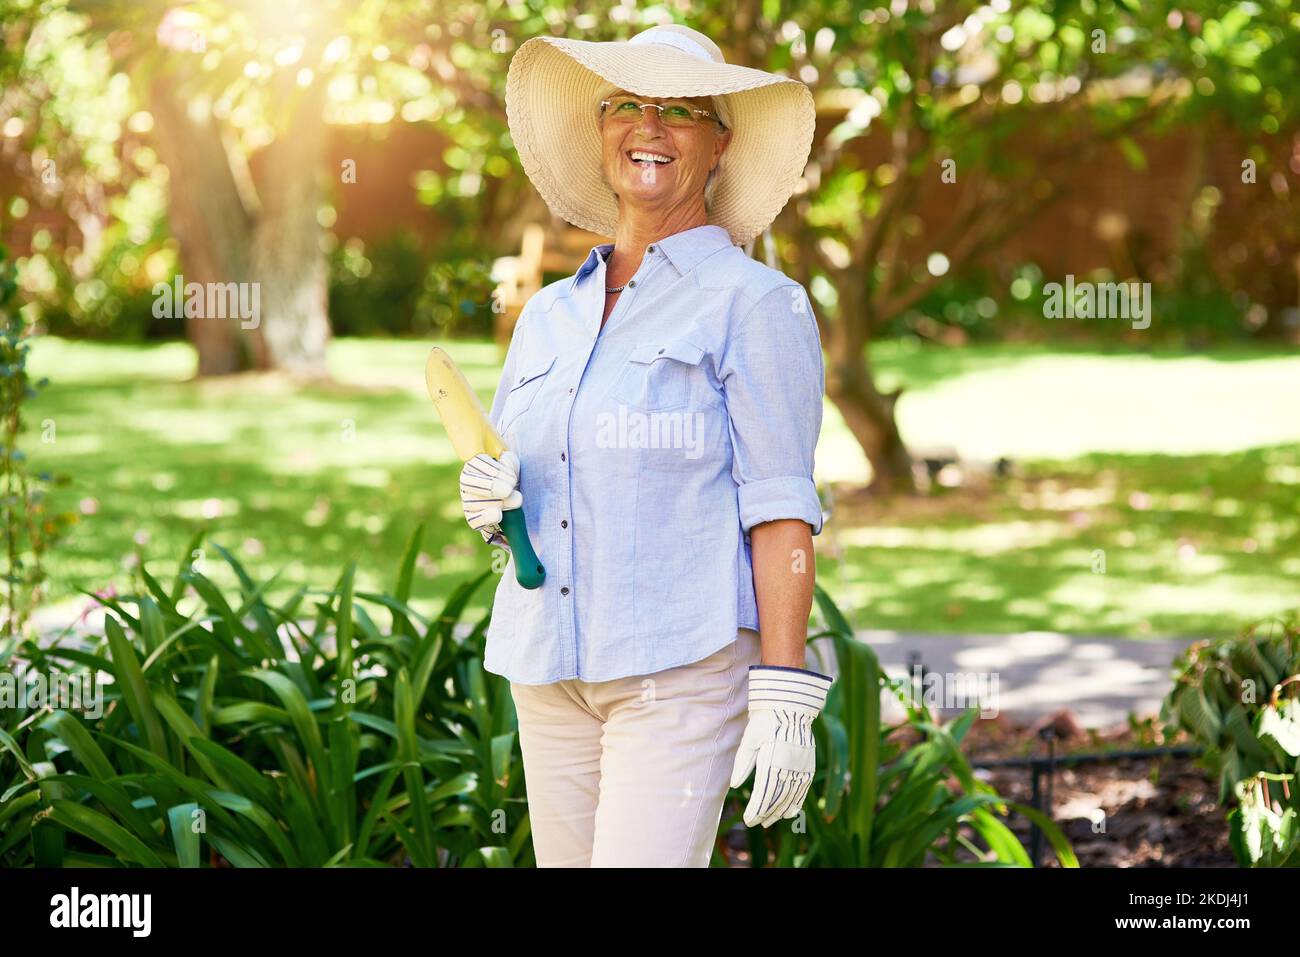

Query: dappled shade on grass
<box><xmin>25</xmin><ymin>337</ymin><xmax>1300</xmax><ymax>637</ymax></box>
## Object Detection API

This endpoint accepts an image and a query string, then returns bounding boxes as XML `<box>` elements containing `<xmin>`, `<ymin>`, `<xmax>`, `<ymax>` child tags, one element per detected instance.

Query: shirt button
<box><xmin>647</xmin><ymin>245</ymin><xmax>655</xmax><ymax>253</ymax></box>
<box><xmin>561</xmin><ymin>519</ymin><xmax>568</xmax><ymax>528</ymax></box>
<box><xmin>560</xmin><ymin>452</ymin><xmax>565</xmax><ymax>461</ymax></box>
<box><xmin>560</xmin><ymin>586</ymin><xmax>570</xmax><ymax>596</ymax></box>
<box><xmin>568</xmin><ymin>387</ymin><xmax>574</xmax><ymax>394</ymax></box>
<box><xmin>628</xmin><ymin>280</ymin><xmax>637</xmax><ymax>288</ymax></box>
<box><xmin>657</xmin><ymin>347</ymin><xmax>665</xmax><ymax>354</ymax></box>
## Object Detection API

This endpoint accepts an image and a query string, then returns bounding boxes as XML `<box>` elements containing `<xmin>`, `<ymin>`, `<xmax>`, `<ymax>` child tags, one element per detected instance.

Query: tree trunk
<box><xmin>248</xmin><ymin>79</ymin><xmax>331</xmax><ymax>379</ymax></box>
<box><xmin>824</xmin><ymin>283</ymin><xmax>917</xmax><ymax>494</ymax></box>
<box><xmin>148</xmin><ymin>78</ymin><xmax>255</xmax><ymax>376</ymax></box>
<box><xmin>146</xmin><ymin>70</ymin><xmax>334</xmax><ymax>378</ymax></box>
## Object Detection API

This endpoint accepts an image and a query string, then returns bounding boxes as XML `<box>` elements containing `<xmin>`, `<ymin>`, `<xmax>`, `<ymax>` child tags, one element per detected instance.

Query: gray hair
<box><xmin>595</xmin><ymin>83</ymin><xmax>731</xmax><ymax>212</ymax></box>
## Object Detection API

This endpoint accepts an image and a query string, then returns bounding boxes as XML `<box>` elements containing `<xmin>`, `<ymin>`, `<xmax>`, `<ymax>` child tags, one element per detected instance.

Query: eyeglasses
<box><xmin>599</xmin><ymin>95</ymin><xmax>727</xmax><ymax>131</ymax></box>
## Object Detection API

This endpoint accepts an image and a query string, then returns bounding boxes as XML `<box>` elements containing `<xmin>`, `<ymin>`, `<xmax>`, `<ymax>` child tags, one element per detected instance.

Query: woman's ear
<box><xmin>711</xmin><ymin>128</ymin><xmax>732</xmax><ymax>168</ymax></box>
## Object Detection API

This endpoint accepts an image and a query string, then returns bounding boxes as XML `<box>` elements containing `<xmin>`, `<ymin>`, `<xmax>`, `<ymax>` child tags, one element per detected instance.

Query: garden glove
<box><xmin>729</xmin><ymin>663</ymin><xmax>834</xmax><ymax>828</ymax></box>
<box><xmin>459</xmin><ymin>451</ymin><xmax>522</xmax><ymax>548</ymax></box>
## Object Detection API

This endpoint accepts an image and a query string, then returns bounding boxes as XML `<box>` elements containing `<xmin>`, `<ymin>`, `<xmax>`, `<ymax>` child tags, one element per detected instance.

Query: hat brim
<box><xmin>506</xmin><ymin>36</ymin><xmax>814</xmax><ymax>247</ymax></box>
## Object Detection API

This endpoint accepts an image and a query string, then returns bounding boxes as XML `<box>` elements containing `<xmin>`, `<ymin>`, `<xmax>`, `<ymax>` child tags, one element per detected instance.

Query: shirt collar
<box><xmin>654</xmin><ymin>224</ymin><xmax>734</xmax><ymax>276</ymax></box>
<box><xmin>569</xmin><ymin>224</ymin><xmax>734</xmax><ymax>292</ymax></box>
<box><xmin>570</xmin><ymin>242</ymin><xmax>615</xmax><ymax>293</ymax></box>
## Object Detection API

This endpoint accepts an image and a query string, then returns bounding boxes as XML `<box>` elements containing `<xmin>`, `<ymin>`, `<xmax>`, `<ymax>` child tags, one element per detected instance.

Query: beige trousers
<box><xmin>509</xmin><ymin>627</ymin><xmax>762</xmax><ymax>867</ymax></box>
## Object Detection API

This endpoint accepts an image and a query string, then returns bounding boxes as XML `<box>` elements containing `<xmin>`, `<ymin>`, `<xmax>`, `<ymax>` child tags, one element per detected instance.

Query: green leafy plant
<box><xmin>4</xmin><ymin>538</ymin><xmax>1080</xmax><ymax>868</ymax></box>
<box><xmin>0</xmin><ymin>244</ymin><xmax>76</xmax><ymax>639</ymax></box>
<box><xmin>415</xmin><ymin>257</ymin><xmax>499</xmax><ymax>338</ymax></box>
<box><xmin>0</xmin><ymin>525</ymin><xmax>530</xmax><ymax>867</ymax></box>
<box><xmin>1162</xmin><ymin>615</ymin><xmax>1300</xmax><ymax>867</ymax></box>
<box><xmin>722</xmin><ymin>584</ymin><xmax>1078</xmax><ymax>867</ymax></box>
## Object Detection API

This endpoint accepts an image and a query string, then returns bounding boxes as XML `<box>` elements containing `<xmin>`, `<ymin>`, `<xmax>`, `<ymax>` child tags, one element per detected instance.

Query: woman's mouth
<box><xmin>627</xmin><ymin>149</ymin><xmax>675</xmax><ymax>168</ymax></box>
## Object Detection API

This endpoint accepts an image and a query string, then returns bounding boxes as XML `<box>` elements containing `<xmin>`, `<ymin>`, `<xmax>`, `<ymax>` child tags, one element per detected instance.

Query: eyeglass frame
<box><xmin>598</xmin><ymin>95</ymin><xmax>729</xmax><ymax>132</ymax></box>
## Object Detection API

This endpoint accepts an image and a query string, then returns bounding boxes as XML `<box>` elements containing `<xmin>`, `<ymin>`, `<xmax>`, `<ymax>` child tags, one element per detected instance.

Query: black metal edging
<box><xmin>971</xmin><ymin>741</ymin><xmax>1205</xmax><ymax>866</ymax></box>
<box><xmin>902</xmin><ymin>652</ymin><xmax>1205</xmax><ymax>865</ymax></box>
<box><xmin>972</xmin><ymin>745</ymin><xmax>1204</xmax><ymax>769</ymax></box>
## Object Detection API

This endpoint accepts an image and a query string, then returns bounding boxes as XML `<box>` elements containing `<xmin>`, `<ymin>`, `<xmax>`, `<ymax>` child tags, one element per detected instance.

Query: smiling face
<box><xmin>598</xmin><ymin>89</ymin><xmax>731</xmax><ymax>222</ymax></box>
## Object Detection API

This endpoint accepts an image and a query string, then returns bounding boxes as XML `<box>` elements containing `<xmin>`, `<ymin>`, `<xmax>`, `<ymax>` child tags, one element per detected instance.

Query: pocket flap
<box><xmin>628</xmin><ymin>339</ymin><xmax>705</xmax><ymax>366</ymax></box>
<box><xmin>510</xmin><ymin>353</ymin><xmax>556</xmax><ymax>389</ymax></box>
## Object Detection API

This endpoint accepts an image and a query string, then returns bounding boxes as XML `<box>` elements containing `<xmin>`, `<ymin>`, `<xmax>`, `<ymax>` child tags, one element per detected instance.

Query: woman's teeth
<box><xmin>629</xmin><ymin>150</ymin><xmax>673</xmax><ymax>165</ymax></box>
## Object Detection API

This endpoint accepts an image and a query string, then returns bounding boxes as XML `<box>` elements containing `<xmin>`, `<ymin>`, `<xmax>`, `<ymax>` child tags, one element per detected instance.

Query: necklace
<box><xmin>604</xmin><ymin>283</ymin><xmax>626</xmax><ymax>294</ymax></box>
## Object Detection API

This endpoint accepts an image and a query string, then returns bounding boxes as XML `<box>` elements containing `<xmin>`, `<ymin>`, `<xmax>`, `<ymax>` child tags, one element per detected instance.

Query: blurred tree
<box><xmin>3</xmin><ymin>1</ymin><xmax>1295</xmax><ymax>485</ymax></box>
<box><xmin>3</xmin><ymin>0</ymin><xmax>546</xmax><ymax>375</ymax></box>
<box><xmin>0</xmin><ymin>3</ymin><xmax>167</xmax><ymax>342</ymax></box>
<box><xmin>691</xmin><ymin>0</ymin><xmax>1298</xmax><ymax>490</ymax></box>
<box><xmin>76</xmin><ymin>1</ymin><xmax>356</xmax><ymax>376</ymax></box>
<box><xmin>354</xmin><ymin>0</ymin><xmax>1294</xmax><ymax>490</ymax></box>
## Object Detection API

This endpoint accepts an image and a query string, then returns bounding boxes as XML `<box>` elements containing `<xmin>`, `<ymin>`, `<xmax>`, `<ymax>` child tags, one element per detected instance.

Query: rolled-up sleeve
<box><xmin>719</xmin><ymin>282</ymin><xmax>825</xmax><ymax>536</ymax></box>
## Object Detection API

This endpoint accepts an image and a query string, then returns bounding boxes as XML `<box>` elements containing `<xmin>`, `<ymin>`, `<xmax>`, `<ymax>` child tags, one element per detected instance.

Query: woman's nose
<box><xmin>634</xmin><ymin>106</ymin><xmax>666</xmax><ymax>132</ymax></box>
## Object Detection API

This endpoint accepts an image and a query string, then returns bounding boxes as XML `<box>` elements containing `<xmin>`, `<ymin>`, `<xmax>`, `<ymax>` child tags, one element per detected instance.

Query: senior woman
<box><xmin>459</xmin><ymin>23</ymin><xmax>832</xmax><ymax>867</ymax></box>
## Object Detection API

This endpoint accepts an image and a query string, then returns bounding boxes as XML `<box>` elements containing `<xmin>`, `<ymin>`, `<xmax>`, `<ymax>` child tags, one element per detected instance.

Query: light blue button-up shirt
<box><xmin>481</xmin><ymin>224</ymin><xmax>825</xmax><ymax>685</ymax></box>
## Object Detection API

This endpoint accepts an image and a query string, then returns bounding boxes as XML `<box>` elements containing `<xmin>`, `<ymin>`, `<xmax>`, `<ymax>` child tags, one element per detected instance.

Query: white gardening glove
<box><xmin>459</xmin><ymin>451</ymin><xmax>522</xmax><ymax>547</ymax></box>
<box><xmin>729</xmin><ymin>663</ymin><xmax>834</xmax><ymax>828</ymax></box>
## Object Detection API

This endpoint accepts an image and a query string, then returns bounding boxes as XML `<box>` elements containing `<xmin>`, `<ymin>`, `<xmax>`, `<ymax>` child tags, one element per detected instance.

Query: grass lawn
<box><xmin>23</xmin><ymin>336</ymin><xmax>1300</xmax><ymax>639</ymax></box>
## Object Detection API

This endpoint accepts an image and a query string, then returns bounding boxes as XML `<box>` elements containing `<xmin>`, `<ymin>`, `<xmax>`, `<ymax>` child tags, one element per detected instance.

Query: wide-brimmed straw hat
<box><xmin>505</xmin><ymin>24</ymin><xmax>815</xmax><ymax>247</ymax></box>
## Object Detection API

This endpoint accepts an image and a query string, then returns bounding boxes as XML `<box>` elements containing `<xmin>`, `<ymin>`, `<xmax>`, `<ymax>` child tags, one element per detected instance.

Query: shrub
<box><xmin>328</xmin><ymin>232</ymin><xmax>497</xmax><ymax>339</ymax></box>
<box><xmin>0</xmin><ymin>244</ymin><xmax>76</xmax><ymax>639</ymax></box>
<box><xmin>1162</xmin><ymin>615</ymin><xmax>1300</xmax><ymax>867</ymax></box>
<box><xmin>1</xmin><ymin>531</ymin><xmax>1073</xmax><ymax>868</ymax></box>
<box><xmin>0</xmin><ymin>526</ymin><xmax>529</xmax><ymax>867</ymax></box>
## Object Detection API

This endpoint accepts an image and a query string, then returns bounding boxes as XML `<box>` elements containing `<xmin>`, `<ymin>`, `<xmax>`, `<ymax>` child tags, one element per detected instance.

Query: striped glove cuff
<box><xmin>746</xmin><ymin>664</ymin><xmax>833</xmax><ymax>718</ymax></box>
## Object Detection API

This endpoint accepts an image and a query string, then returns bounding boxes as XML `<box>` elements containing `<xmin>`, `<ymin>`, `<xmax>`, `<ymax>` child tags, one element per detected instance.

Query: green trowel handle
<box><xmin>500</xmin><ymin>507</ymin><xmax>545</xmax><ymax>589</ymax></box>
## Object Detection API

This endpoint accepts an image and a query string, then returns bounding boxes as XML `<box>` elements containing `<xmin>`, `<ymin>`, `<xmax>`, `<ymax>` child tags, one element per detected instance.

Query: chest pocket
<box><xmin>612</xmin><ymin>338</ymin><xmax>708</xmax><ymax>412</ymax></box>
<box><xmin>498</xmin><ymin>353</ymin><xmax>555</xmax><ymax>436</ymax></box>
